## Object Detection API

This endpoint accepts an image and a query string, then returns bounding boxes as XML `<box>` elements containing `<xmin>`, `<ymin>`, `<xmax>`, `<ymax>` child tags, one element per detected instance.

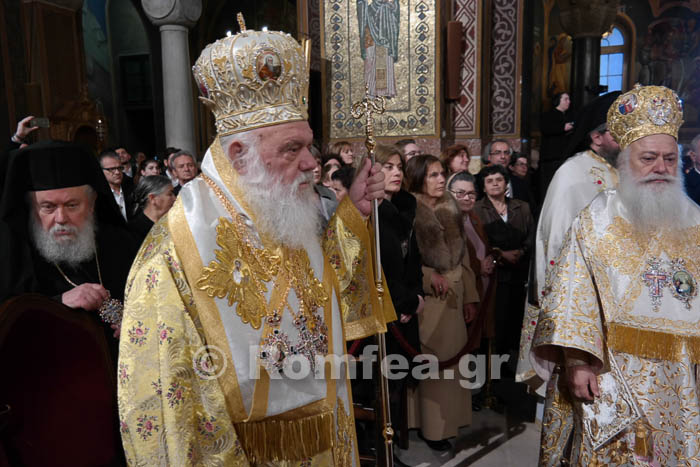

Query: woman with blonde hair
<box><xmin>325</xmin><ymin>140</ymin><xmax>355</xmax><ymax>166</ymax></box>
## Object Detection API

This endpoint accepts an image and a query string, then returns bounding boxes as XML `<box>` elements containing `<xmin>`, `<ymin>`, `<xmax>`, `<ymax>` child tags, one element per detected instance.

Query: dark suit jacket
<box><xmin>122</xmin><ymin>173</ymin><xmax>135</xmax><ymax>192</ymax></box>
<box><xmin>510</xmin><ymin>175</ymin><xmax>533</xmax><ymax>207</ymax></box>
<box><xmin>685</xmin><ymin>169</ymin><xmax>700</xmax><ymax>205</ymax></box>
<box><xmin>122</xmin><ymin>182</ymin><xmax>136</xmax><ymax>220</ymax></box>
<box><xmin>473</xmin><ymin>197</ymin><xmax>534</xmax><ymax>283</ymax></box>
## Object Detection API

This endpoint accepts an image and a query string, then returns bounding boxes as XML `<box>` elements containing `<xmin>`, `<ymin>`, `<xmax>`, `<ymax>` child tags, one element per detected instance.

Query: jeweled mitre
<box><xmin>192</xmin><ymin>21</ymin><xmax>309</xmax><ymax>136</ymax></box>
<box><xmin>607</xmin><ymin>84</ymin><xmax>684</xmax><ymax>149</ymax></box>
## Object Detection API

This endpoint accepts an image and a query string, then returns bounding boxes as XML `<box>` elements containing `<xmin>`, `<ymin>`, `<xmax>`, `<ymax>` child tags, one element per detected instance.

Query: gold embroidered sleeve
<box><xmin>532</xmin><ymin>213</ymin><xmax>605</xmax><ymax>369</ymax></box>
<box><xmin>322</xmin><ymin>197</ymin><xmax>396</xmax><ymax>340</ymax></box>
<box><xmin>118</xmin><ymin>221</ymin><xmax>249</xmax><ymax>466</ymax></box>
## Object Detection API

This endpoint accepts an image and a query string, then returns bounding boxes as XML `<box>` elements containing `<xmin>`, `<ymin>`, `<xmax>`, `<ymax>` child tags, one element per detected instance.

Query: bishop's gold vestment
<box><xmin>516</xmin><ymin>150</ymin><xmax>618</xmax><ymax>395</ymax></box>
<box><xmin>117</xmin><ymin>140</ymin><xmax>395</xmax><ymax>466</ymax></box>
<box><xmin>532</xmin><ymin>189</ymin><xmax>700</xmax><ymax>466</ymax></box>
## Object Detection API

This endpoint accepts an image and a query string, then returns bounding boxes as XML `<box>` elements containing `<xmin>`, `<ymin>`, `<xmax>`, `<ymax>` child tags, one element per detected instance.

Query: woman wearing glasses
<box><xmin>405</xmin><ymin>155</ymin><xmax>480</xmax><ymax>452</ymax></box>
<box><xmin>473</xmin><ymin>165</ymin><xmax>533</xmax><ymax>366</ymax></box>
<box><xmin>447</xmin><ymin>172</ymin><xmax>497</xmax><ymax>354</ymax></box>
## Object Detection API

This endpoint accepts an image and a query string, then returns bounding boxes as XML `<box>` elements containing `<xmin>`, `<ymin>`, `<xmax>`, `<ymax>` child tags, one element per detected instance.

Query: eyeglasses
<box><xmin>102</xmin><ymin>166</ymin><xmax>122</xmax><ymax>174</ymax></box>
<box><xmin>449</xmin><ymin>189</ymin><xmax>477</xmax><ymax>199</ymax></box>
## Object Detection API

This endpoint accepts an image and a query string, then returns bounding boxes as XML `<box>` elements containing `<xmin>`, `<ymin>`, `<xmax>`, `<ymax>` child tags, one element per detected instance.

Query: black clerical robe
<box><xmin>1</xmin><ymin>222</ymin><xmax>138</xmax><ymax>362</ymax></box>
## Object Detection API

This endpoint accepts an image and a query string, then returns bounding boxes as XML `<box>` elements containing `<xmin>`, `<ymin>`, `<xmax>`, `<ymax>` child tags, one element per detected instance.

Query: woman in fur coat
<box><xmin>405</xmin><ymin>155</ymin><xmax>481</xmax><ymax>451</ymax></box>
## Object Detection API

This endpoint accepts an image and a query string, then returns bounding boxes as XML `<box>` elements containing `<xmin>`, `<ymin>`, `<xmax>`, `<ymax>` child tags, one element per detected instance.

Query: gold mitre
<box><xmin>607</xmin><ymin>84</ymin><xmax>684</xmax><ymax>149</ymax></box>
<box><xmin>192</xmin><ymin>14</ymin><xmax>309</xmax><ymax>136</ymax></box>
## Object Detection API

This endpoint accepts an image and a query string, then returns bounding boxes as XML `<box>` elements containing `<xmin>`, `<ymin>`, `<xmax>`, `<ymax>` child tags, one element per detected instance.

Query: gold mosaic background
<box><xmin>322</xmin><ymin>0</ymin><xmax>439</xmax><ymax>140</ymax></box>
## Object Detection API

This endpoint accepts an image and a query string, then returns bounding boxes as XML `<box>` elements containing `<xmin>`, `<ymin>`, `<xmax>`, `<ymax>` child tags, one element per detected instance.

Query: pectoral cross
<box><xmin>644</xmin><ymin>270</ymin><xmax>668</xmax><ymax>297</ymax></box>
<box><xmin>642</xmin><ymin>258</ymin><xmax>670</xmax><ymax>312</ymax></box>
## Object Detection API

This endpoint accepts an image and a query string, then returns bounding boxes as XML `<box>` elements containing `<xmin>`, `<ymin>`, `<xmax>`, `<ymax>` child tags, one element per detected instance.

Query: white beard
<box><xmin>30</xmin><ymin>213</ymin><xmax>97</xmax><ymax>267</ymax></box>
<box><xmin>235</xmin><ymin>138</ymin><xmax>321</xmax><ymax>251</ymax></box>
<box><xmin>617</xmin><ymin>154</ymin><xmax>692</xmax><ymax>233</ymax></box>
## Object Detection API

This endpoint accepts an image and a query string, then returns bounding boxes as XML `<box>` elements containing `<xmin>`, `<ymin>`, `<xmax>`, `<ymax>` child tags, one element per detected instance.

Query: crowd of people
<box><xmin>1</xmin><ymin>19</ymin><xmax>700</xmax><ymax>467</ymax></box>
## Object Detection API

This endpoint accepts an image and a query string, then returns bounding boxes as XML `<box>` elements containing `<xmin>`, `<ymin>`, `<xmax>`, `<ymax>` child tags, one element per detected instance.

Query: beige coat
<box><xmin>408</xmin><ymin>193</ymin><xmax>480</xmax><ymax>441</ymax></box>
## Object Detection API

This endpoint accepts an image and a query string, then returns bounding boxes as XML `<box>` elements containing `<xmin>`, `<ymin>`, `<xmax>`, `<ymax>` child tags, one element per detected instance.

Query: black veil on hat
<box><xmin>562</xmin><ymin>91</ymin><xmax>621</xmax><ymax>160</ymax></box>
<box><xmin>0</xmin><ymin>140</ymin><xmax>126</xmax><ymax>228</ymax></box>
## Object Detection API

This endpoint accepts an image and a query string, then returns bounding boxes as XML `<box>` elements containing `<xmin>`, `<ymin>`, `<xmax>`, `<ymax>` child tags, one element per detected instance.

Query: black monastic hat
<box><xmin>0</xmin><ymin>141</ymin><xmax>125</xmax><ymax>227</ymax></box>
<box><xmin>563</xmin><ymin>91</ymin><xmax>622</xmax><ymax>159</ymax></box>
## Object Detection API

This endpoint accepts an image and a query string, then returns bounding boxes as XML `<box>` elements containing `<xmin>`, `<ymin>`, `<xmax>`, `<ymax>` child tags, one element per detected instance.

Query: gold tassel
<box><xmin>634</xmin><ymin>419</ymin><xmax>652</xmax><ymax>458</ymax></box>
<box><xmin>607</xmin><ymin>323</ymin><xmax>700</xmax><ymax>363</ymax></box>
<box><xmin>234</xmin><ymin>411</ymin><xmax>334</xmax><ymax>463</ymax></box>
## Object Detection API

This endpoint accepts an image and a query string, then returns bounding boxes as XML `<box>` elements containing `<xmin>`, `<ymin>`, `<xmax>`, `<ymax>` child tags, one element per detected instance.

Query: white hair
<box><xmin>691</xmin><ymin>133</ymin><xmax>700</xmax><ymax>153</ymax></box>
<box><xmin>221</xmin><ymin>130</ymin><xmax>321</xmax><ymax>250</ymax></box>
<box><xmin>30</xmin><ymin>210</ymin><xmax>96</xmax><ymax>266</ymax></box>
<box><xmin>616</xmin><ymin>146</ymin><xmax>694</xmax><ymax>233</ymax></box>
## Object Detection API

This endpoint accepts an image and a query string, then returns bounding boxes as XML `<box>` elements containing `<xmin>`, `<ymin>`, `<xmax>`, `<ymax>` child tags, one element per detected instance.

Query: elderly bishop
<box><xmin>531</xmin><ymin>85</ymin><xmax>700</xmax><ymax>465</ymax></box>
<box><xmin>117</xmin><ymin>23</ymin><xmax>394</xmax><ymax>465</ymax></box>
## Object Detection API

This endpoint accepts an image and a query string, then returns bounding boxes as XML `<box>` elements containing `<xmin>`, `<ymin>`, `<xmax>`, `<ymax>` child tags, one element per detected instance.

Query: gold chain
<box><xmin>54</xmin><ymin>248</ymin><xmax>104</xmax><ymax>288</ymax></box>
<box><xmin>200</xmin><ymin>173</ymin><xmax>265</xmax><ymax>246</ymax></box>
<box><xmin>53</xmin><ymin>245</ymin><xmax>123</xmax><ymax>326</ymax></box>
<box><xmin>200</xmin><ymin>172</ymin><xmax>327</xmax><ymax>317</ymax></box>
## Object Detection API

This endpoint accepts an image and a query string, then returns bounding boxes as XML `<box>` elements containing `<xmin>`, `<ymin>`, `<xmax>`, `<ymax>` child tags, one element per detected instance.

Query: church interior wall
<box><xmin>4</xmin><ymin>0</ymin><xmax>700</xmax><ymax>159</ymax></box>
<box><xmin>19</xmin><ymin>1</ymin><xmax>88</xmax><ymax>144</ymax></box>
<box><xmin>320</xmin><ymin>0</ymin><xmax>442</xmax><ymax>149</ymax></box>
<box><xmin>623</xmin><ymin>1</ymin><xmax>700</xmax><ymax>139</ymax></box>
<box><xmin>83</xmin><ymin>0</ymin><xmax>115</xmax><ymax>146</ymax></box>
<box><xmin>105</xmin><ymin>0</ymin><xmax>158</xmax><ymax>155</ymax></box>
<box><xmin>0</xmin><ymin>0</ymin><xmax>32</xmax><ymax>146</ymax></box>
<box><xmin>532</xmin><ymin>0</ymin><xmax>700</xmax><ymax>146</ymax></box>
<box><xmin>0</xmin><ymin>3</ymin><xmax>14</xmax><ymax>147</ymax></box>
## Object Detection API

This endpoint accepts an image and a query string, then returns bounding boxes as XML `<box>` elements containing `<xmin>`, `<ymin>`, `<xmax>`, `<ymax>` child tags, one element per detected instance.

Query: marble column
<box><xmin>142</xmin><ymin>0</ymin><xmax>201</xmax><ymax>156</ymax></box>
<box><xmin>556</xmin><ymin>0</ymin><xmax>618</xmax><ymax>109</ymax></box>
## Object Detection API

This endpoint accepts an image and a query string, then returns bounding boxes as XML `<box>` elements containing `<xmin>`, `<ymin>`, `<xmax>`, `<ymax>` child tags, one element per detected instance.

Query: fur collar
<box><xmin>414</xmin><ymin>192</ymin><xmax>466</xmax><ymax>272</ymax></box>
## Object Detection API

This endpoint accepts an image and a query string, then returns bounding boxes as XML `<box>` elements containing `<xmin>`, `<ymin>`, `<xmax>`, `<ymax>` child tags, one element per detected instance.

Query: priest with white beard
<box><xmin>0</xmin><ymin>141</ymin><xmax>138</xmax><ymax>465</ymax></box>
<box><xmin>531</xmin><ymin>85</ymin><xmax>700</xmax><ymax>465</ymax></box>
<box><xmin>516</xmin><ymin>91</ymin><xmax>621</xmax><ymax>396</ymax></box>
<box><xmin>0</xmin><ymin>141</ymin><xmax>138</xmax><ymax>347</ymax></box>
<box><xmin>117</xmin><ymin>21</ymin><xmax>394</xmax><ymax>466</ymax></box>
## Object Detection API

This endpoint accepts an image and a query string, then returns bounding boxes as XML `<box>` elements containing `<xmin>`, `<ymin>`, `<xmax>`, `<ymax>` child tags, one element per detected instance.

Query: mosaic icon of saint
<box><xmin>357</xmin><ymin>0</ymin><xmax>399</xmax><ymax>98</ymax></box>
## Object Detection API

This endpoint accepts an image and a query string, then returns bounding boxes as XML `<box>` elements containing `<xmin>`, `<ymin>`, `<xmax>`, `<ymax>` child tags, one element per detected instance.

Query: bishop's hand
<box><xmin>349</xmin><ymin>158</ymin><xmax>385</xmax><ymax>217</ymax></box>
<box><xmin>566</xmin><ymin>364</ymin><xmax>600</xmax><ymax>401</ymax></box>
<box><xmin>62</xmin><ymin>283</ymin><xmax>109</xmax><ymax>312</ymax></box>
